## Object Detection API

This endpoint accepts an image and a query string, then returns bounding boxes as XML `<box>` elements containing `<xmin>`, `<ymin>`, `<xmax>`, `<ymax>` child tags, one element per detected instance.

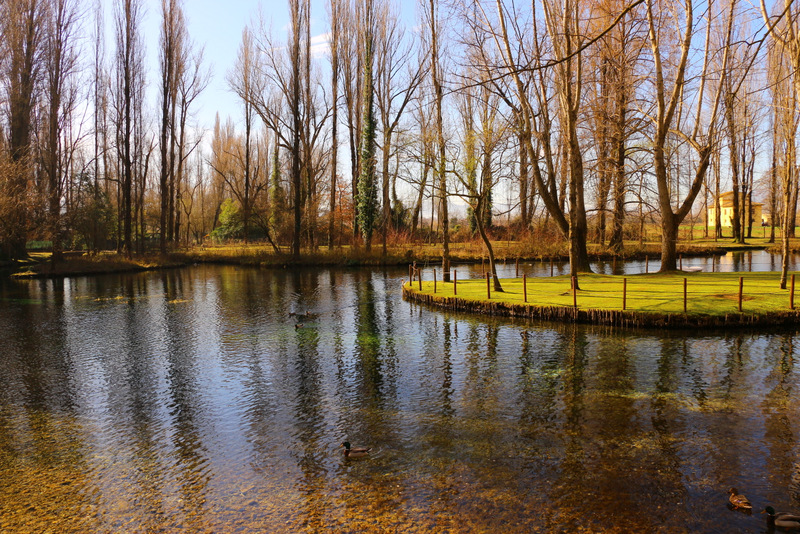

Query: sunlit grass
<box><xmin>405</xmin><ymin>271</ymin><xmax>799</xmax><ymax>316</ymax></box>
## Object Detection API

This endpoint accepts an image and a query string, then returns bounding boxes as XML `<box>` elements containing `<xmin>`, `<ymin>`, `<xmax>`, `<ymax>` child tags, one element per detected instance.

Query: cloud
<box><xmin>310</xmin><ymin>32</ymin><xmax>330</xmax><ymax>58</ymax></box>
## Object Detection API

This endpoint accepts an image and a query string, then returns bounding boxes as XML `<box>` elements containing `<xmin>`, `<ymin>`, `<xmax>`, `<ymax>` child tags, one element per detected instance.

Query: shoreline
<box><xmin>401</xmin><ymin>273</ymin><xmax>800</xmax><ymax>330</ymax></box>
<box><xmin>2</xmin><ymin>242</ymin><xmax>767</xmax><ymax>279</ymax></box>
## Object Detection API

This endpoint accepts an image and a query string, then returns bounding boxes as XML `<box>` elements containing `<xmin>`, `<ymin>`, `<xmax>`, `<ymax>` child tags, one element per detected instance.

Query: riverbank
<box><xmin>402</xmin><ymin>271</ymin><xmax>800</xmax><ymax>329</ymax></box>
<box><xmin>4</xmin><ymin>239</ymin><xmax>767</xmax><ymax>279</ymax></box>
<box><xmin>8</xmin><ymin>253</ymin><xmax>188</xmax><ymax>279</ymax></box>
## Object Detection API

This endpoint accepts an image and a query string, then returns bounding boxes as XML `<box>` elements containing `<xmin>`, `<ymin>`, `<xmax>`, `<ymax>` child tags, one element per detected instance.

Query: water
<box><xmin>414</xmin><ymin>249</ymin><xmax>800</xmax><ymax>279</ymax></box>
<box><xmin>0</xmin><ymin>259</ymin><xmax>799</xmax><ymax>533</ymax></box>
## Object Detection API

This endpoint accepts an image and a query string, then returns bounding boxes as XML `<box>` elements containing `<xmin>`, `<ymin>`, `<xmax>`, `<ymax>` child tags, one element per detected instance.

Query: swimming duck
<box><xmin>763</xmin><ymin>506</ymin><xmax>800</xmax><ymax>530</ymax></box>
<box><xmin>342</xmin><ymin>441</ymin><xmax>371</xmax><ymax>458</ymax></box>
<box><xmin>295</xmin><ymin>323</ymin><xmax>304</xmax><ymax>329</ymax></box>
<box><xmin>729</xmin><ymin>487</ymin><xmax>753</xmax><ymax>510</ymax></box>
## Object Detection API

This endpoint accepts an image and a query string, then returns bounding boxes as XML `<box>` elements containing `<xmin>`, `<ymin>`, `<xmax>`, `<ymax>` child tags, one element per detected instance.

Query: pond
<box><xmin>0</xmin><ymin>261</ymin><xmax>799</xmax><ymax>533</ymax></box>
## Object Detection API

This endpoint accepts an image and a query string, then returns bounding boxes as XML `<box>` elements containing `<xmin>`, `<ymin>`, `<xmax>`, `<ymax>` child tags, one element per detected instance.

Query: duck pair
<box><xmin>729</xmin><ymin>488</ymin><xmax>800</xmax><ymax>530</ymax></box>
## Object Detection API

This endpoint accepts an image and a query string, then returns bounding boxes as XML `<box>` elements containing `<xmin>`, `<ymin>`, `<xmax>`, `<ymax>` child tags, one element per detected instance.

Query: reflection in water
<box><xmin>1</xmin><ymin>265</ymin><xmax>800</xmax><ymax>533</ymax></box>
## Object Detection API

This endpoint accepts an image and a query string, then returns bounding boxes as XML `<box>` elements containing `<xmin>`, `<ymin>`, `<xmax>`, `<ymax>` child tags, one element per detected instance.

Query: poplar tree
<box><xmin>357</xmin><ymin>0</ymin><xmax>379</xmax><ymax>250</ymax></box>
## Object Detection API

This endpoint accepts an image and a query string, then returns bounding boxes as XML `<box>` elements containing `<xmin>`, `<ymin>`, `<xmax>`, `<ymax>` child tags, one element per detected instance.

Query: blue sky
<box><xmin>101</xmin><ymin>0</ymin><xmax>335</xmax><ymax>130</ymax></box>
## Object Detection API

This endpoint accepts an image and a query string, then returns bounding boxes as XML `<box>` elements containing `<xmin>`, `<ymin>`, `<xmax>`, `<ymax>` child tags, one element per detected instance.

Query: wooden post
<box><xmin>482</xmin><ymin>257</ymin><xmax>485</xmax><ymax>275</ymax></box>
<box><xmin>550</xmin><ymin>259</ymin><xmax>554</xmax><ymax>277</ymax></box>
<box><xmin>738</xmin><ymin>276</ymin><xmax>743</xmax><ymax>312</ymax></box>
<box><xmin>712</xmin><ymin>257</ymin><xmax>715</xmax><ymax>273</ymax></box>
<box><xmin>645</xmin><ymin>256</ymin><xmax>649</xmax><ymax>273</ymax></box>
<box><xmin>679</xmin><ymin>254</ymin><xmax>683</xmax><ymax>270</ymax></box>
<box><xmin>409</xmin><ymin>264</ymin><xmax>413</xmax><ymax>285</ymax></box>
<box><xmin>622</xmin><ymin>277</ymin><xmax>628</xmax><ymax>310</ymax></box>
<box><xmin>486</xmin><ymin>272</ymin><xmax>491</xmax><ymax>300</ymax></box>
<box><xmin>434</xmin><ymin>269</ymin><xmax>437</xmax><ymax>293</ymax></box>
<box><xmin>683</xmin><ymin>278</ymin><xmax>687</xmax><ymax>313</ymax></box>
<box><xmin>418</xmin><ymin>269</ymin><xmax>422</xmax><ymax>291</ymax></box>
<box><xmin>791</xmin><ymin>274</ymin><xmax>796</xmax><ymax>310</ymax></box>
<box><xmin>572</xmin><ymin>276</ymin><xmax>577</xmax><ymax>308</ymax></box>
<box><xmin>454</xmin><ymin>270</ymin><xmax>457</xmax><ymax>296</ymax></box>
<box><xmin>515</xmin><ymin>257</ymin><xmax>519</xmax><ymax>277</ymax></box>
<box><xmin>523</xmin><ymin>274</ymin><xmax>528</xmax><ymax>303</ymax></box>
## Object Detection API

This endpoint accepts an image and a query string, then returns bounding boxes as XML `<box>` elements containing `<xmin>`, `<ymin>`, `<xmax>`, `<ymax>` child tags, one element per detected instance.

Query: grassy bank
<box><xmin>403</xmin><ymin>271</ymin><xmax>800</xmax><ymax>329</ymax></box>
<box><xmin>9</xmin><ymin>252</ymin><xmax>187</xmax><ymax>279</ymax></box>
<box><xmin>0</xmin><ymin>234</ymin><xmax>782</xmax><ymax>279</ymax></box>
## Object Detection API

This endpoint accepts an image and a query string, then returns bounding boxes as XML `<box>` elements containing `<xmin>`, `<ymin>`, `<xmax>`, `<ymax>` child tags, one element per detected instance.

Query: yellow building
<box><xmin>707</xmin><ymin>191</ymin><xmax>765</xmax><ymax>227</ymax></box>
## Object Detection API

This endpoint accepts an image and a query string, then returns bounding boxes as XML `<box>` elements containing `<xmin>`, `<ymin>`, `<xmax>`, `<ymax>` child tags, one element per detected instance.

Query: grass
<box><xmin>405</xmin><ymin>271</ymin><xmax>799</xmax><ymax>317</ymax></box>
<box><xmin>10</xmin><ymin>252</ymin><xmax>186</xmax><ymax>278</ymax></box>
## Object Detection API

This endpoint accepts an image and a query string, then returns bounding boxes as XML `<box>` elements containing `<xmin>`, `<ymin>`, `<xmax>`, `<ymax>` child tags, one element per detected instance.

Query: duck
<box><xmin>728</xmin><ymin>487</ymin><xmax>753</xmax><ymax>510</ymax></box>
<box><xmin>295</xmin><ymin>323</ymin><xmax>304</xmax><ymax>329</ymax></box>
<box><xmin>763</xmin><ymin>506</ymin><xmax>800</xmax><ymax>530</ymax></box>
<box><xmin>342</xmin><ymin>441</ymin><xmax>371</xmax><ymax>458</ymax></box>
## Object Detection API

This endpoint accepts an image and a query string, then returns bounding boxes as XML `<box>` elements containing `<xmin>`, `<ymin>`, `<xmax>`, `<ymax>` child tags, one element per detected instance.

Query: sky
<box><xmin>101</xmin><ymin>0</ymin><xmax>336</xmax><ymax>131</ymax></box>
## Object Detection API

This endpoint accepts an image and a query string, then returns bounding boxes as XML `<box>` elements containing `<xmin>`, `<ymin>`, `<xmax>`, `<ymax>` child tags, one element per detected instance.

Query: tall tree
<box><xmin>228</xmin><ymin>27</ymin><xmax>259</xmax><ymax>243</ymax></box>
<box><xmin>425</xmin><ymin>0</ymin><xmax>451</xmax><ymax>281</ymax></box>
<box><xmin>113</xmin><ymin>0</ymin><xmax>145</xmax><ymax>257</ymax></box>
<box><xmin>327</xmin><ymin>0</ymin><xmax>342</xmax><ymax>249</ymax></box>
<box><xmin>251</xmin><ymin>0</ymin><xmax>317</xmax><ymax>259</ymax></box>
<box><xmin>158</xmin><ymin>0</ymin><xmax>183</xmax><ymax>253</ymax></box>
<box><xmin>41</xmin><ymin>0</ymin><xmax>81</xmax><ymax>264</ymax></box>
<box><xmin>374</xmin><ymin>0</ymin><xmax>425</xmax><ymax>255</ymax></box>
<box><xmin>357</xmin><ymin>0</ymin><xmax>379</xmax><ymax>250</ymax></box>
<box><xmin>645</xmin><ymin>0</ymin><xmax>732</xmax><ymax>271</ymax></box>
<box><xmin>1</xmin><ymin>0</ymin><xmax>43</xmax><ymax>260</ymax></box>
<box><xmin>761</xmin><ymin>0</ymin><xmax>800</xmax><ymax>287</ymax></box>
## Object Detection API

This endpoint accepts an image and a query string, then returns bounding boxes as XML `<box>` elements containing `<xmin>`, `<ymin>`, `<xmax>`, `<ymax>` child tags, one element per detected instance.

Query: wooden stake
<box><xmin>454</xmin><ymin>270</ymin><xmax>457</xmax><ymax>296</ymax></box>
<box><xmin>791</xmin><ymin>274</ymin><xmax>796</xmax><ymax>310</ymax></box>
<box><xmin>572</xmin><ymin>276</ymin><xmax>577</xmax><ymax>308</ymax></box>
<box><xmin>679</xmin><ymin>254</ymin><xmax>683</xmax><ymax>270</ymax></box>
<box><xmin>515</xmin><ymin>257</ymin><xmax>519</xmax><ymax>277</ymax></box>
<box><xmin>433</xmin><ymin>269</ymin><xmax>437</xmax><ymax>293</ymax></box>
<box><xmin>409</xmin><ymin>264</ymin><xmax>413</xmax><ymax>285</ymax></box>
<box><xmin>418</xmin><ymin>269</ymin><xmax>422</xmax><ymax>291</ymax></box>
<box><xmin>683</xmin><ymin>278</ymin><xmax>687</xmax><ymax>313</ymax></box>
<box><xmin>738</xmin><ymin>276</ymin><xmax>743</xmax><ymax>312</ymax></box>
<box><xmin>523</xmin><ymin>274</ymin><xmax>528</xmax><ymax>303</ymax></box>
<box><xmin>550</xmin><ymin>259</ymin><xmax>554</xmax><ymax>276</ymax></box>
<box><xmin>486</xmin><ymin>272</ymin><xmax>491</xmax><ymax>300</ymax></box>
<box><xmin>623</xmin><ymin>278</ymin><xmax>627</xmax><ymax>311</ymax></box>
<box><xmin>645</xmin><ymin>256</ymin><xmax>649</xmax><ymax>273</ymax></box>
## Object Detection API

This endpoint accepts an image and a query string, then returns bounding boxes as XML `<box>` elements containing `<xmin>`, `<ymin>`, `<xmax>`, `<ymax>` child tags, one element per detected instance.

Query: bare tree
<box><xmin>41</xmin><ymin>0</ymin><xmax>82</xmax><ymax>264</ymax></box>
<box><xmin>173</xmin><ymin>44</ymin><xmax>208</xmax><ymax>245</ymax></box>
<box><xmin>157</xmin><ymin>0</ymin><xmax>182</xmax><ymax>253</ymax></box>
<box><xmin>645</xmin><ymin>0</ymin><xmax>735</xmax><ymax>271</ymax></box>
<box><xmin>424</xmin><ymin>0</ymin><xmax>452</xmax><ymax>281</ymax></box>
<box><xmin>586</xmin><ymin>0</ymin><xmax>645</xmax><ymax>250</ymax></box>
<box><xmin>340</xmin><ymin>0</ymin><xmax>364</xmax><ymax>241</ymax></box>
<box><xmin>112</xmin><ymin>0</ymin><xmax>145</xmax><ymax>257</ymax></box>
<box><xmin>327</xmin><ymin>0</ymin><xmax>342</xmax><ymax>249</ymax></box>
<box><xmin>227</xmin><ymin>26</ymin><xmax>260</xmax><ymax>243</ymax></box>
<box><xmin>374</xmin><ymin>0</ymin><xmax>425</xmax><ymax>255</ymax></box>
<box><xmin>1</xmin><ymin>0</ymin><xmax>44</xmax><ymax>260</ymax></box>
<box><xmin>760</xmin><ymin>0</ymin><xmax>800</xmax><ymax>287</ymax></box>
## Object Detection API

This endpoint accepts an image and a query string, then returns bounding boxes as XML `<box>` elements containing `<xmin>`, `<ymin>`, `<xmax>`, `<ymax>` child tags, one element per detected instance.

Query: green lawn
<box><xmin>405</xmin><ymin>271</ymin><xmax>799</xmax><ymax>316</ymax></box>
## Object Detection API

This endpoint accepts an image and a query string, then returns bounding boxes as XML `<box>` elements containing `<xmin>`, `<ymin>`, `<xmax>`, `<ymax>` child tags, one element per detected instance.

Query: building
<box><xmin>707</xmin><ymin>191</ymin><xmax>766</xmax><ymax>227</ymax></box>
